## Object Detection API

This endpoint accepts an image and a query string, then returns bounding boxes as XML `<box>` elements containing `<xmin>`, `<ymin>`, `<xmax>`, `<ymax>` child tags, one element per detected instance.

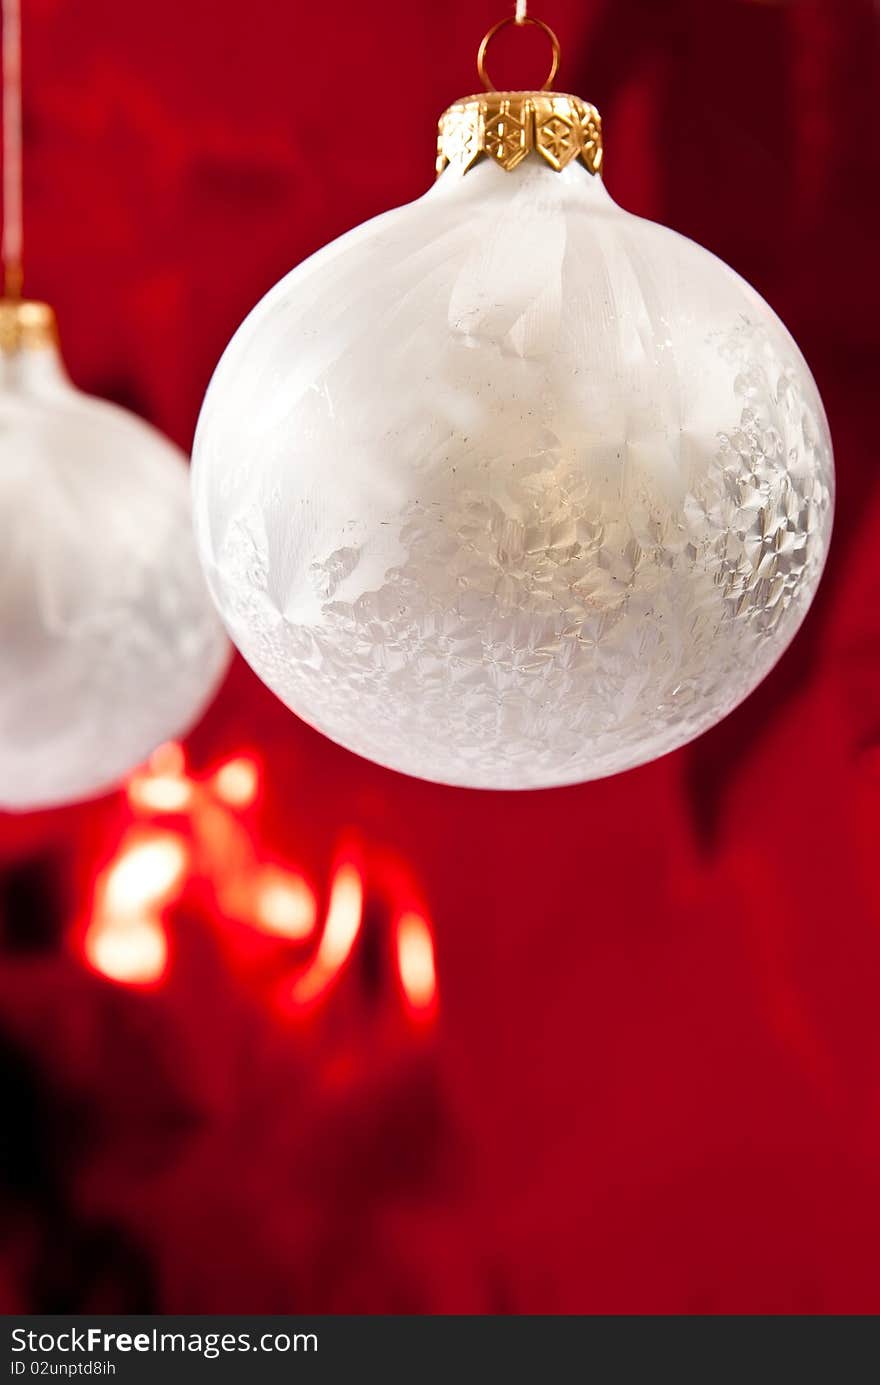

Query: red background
<box><xmin>1</xmin><ymin>0</ymin><xmax>880</xmax><ymax>1313</ymax></box>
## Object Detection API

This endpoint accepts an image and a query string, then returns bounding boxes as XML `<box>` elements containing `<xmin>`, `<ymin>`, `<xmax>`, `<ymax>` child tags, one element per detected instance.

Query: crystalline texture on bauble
<box><xmin>192</xmin><ymin>91</ymin><xmax>833</xmax><ymax>790</ymax></box>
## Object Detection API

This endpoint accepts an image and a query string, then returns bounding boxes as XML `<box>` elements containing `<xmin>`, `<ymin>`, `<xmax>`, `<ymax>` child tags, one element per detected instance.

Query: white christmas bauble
<box><xmin>0</xmin><ymin>303</ymin><xmax>230</xmax><ymax>810</ymax></box>
<box><xmin>192</xmin><ymin>90</ymin><xmax>833</xmax><ymax>790</ymax></box>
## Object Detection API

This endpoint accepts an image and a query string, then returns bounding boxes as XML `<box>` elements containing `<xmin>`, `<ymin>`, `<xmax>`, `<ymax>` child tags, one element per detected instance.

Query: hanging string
<box><xmin>2</xmin><ymin>0</ymin><xmax>23</xmax><ymax>299</ymax></box>
<box><xmin>515</xmin><ymin>0</ymin><xmax>528</xmax><ymax>21</ymax></box>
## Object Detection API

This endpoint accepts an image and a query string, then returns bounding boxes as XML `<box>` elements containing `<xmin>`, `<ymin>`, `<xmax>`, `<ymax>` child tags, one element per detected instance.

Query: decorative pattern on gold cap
<box><xmin>0</xmin><ymin>299</ymin><xmax>58</xmax><ymax>354</ymax></box>
<box><xmin>436</xmin><ymin>91</ymin><xmax>602</xmax><ymax>177</ymax></box>
<box><xmin>437</xmin><ymin>14</ymin><xmax>602</xmax><ymax>178</ymax></box>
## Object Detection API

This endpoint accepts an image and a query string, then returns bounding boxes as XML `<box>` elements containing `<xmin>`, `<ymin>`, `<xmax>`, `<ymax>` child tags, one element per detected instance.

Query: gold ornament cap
<box><xmin>436</xmin><ymin>15</ymin><xmax>602</xmax><ymax>178</ymax></box>
<box><xmin>0</xmin><ymin>299</ymin><xmax>59</xmax><ymax>354</ymax></box>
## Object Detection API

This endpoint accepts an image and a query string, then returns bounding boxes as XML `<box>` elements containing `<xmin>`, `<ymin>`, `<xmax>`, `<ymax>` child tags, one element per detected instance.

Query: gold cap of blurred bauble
<box><xmin>0</xmin><ymin>298</ymin><xmax>58</xmax><ymax>354</ymax></box>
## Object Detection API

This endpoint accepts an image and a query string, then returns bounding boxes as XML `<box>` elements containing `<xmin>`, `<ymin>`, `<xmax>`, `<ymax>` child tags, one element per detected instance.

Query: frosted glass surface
<box><xmin>0</xmin><ymin>347</ymin><xmax>230</xmax><ymax>810</ymax></box>
<box><xmin>192</xmin><ymin>159</ymin><xmax>833</xmax><ymax>789</ymax></box>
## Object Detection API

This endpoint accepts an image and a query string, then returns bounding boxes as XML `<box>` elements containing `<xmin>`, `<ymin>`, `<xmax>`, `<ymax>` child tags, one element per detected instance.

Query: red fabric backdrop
<box><xmin>1</xmin><ymin>0</ymin><xmax>879</xmax><ymax>1313</ymax></box>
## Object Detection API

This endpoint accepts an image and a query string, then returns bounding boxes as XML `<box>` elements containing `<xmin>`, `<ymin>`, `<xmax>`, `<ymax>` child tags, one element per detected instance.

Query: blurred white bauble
<box><xmin>192</xmin><ymin>82</ymin><xmax>833</xmax><ymax>790</ymax></box>
<box><xmin>0</xmin><ymin>300</ymin><xmax>230</xmax><ymax>811</ymax></box>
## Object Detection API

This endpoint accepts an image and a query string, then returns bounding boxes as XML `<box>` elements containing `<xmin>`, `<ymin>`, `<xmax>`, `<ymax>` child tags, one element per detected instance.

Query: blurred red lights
<box><xmin>81</xmin><ymin>830</ymin><xmax>188</xmax><ymax>985</ymax></box>
<box><xmin>291</xmin><ymin>861</ymin><xmax>364</xmax><ymax>1007</ymax></box>
<box><xmin>83</xmin><ymin>911</ymin><xmax>169</xmax><ymax>987</ymax></box>
<box><xmin>396</xmin><ymin>910</ymin><xmax>438</xmax><ymax>1018</ymax></box>
<box><xmin>77</xmin><ymin>745</ymin><xmax>438</xmax><ymax>1027</ymax></box>
<box><xmin>127</xmin><ymin>741</ymin><xmax>193</xmax><ymax>813</ymax></box>
<box><xmin>102</xmin><ymin>833</ymin><xmax>188</xmax><ymax>915</ymax></box>
<box><xmin>212</xmin><ymin>756</ymin><xmax>260</xmax><ymax>808</ymax></box>
<box><xmin>253</xmin><ymin>865</ymin><xmax>318</xmax><ymax>940</ymax></box>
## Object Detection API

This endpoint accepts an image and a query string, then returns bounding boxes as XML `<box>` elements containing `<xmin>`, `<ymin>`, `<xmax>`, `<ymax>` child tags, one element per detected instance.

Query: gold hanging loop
<box><xmin>476</xmin><ymin>15</ymin><xmax>561</xmax><ymax>93</ymax></box>
<box><xmin>2</xmin><ymin>0</ymin><xmax>24</xmax><ymax>299</ymax></box>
